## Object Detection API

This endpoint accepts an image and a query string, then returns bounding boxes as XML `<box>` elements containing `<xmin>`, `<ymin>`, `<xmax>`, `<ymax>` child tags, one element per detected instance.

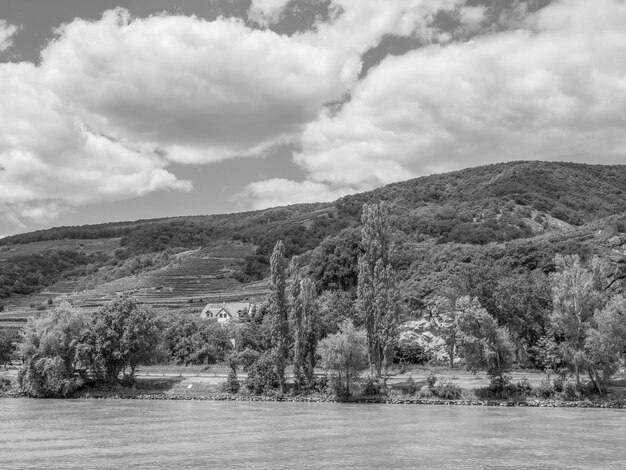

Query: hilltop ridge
<box><xmin>1</xmin><ymin>160</ymin><xmax>624</xmax><ymax>320</ymax></box>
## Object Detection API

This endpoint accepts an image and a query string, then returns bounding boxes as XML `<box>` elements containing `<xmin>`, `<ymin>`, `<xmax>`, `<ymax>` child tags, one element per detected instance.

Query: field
<box><xmin>0</xmin><ymin>240</ymin><xmax>269</xmax><ymax>320</ymax></box>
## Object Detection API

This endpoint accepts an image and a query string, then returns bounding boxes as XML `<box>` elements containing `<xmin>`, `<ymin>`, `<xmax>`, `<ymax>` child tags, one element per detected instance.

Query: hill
<box><xmin>1</xmin><ymin>160</ymin><xmax>625</xmax><ymax>321</ymax></box>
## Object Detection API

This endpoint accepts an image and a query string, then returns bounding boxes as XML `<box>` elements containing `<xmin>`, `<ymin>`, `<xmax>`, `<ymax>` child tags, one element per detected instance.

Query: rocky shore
<box><xmin>68</xmin><ymin>390</ymin><xmax>626</xmax><ymax>409</ymax></box>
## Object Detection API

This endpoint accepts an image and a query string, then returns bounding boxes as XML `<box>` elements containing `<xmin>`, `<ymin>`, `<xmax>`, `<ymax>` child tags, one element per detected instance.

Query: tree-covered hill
<box><xmin>1</xmin><ymin>161</ymin><xmax>624</xmax><ymax>313</ymax></box>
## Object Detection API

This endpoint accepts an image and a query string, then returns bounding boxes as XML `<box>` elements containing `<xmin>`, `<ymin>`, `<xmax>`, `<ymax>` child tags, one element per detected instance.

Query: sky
<box><xmin>0</xmin><ymin>0</ymin><xmax>625</xmax><ymax>236</ymax></box>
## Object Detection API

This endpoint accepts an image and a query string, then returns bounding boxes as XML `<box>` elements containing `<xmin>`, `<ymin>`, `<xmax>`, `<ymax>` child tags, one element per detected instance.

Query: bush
<box><xmin>426</xmin><ymin>371</ymin><xmax>438</xmax><ymax>388</ymax></box>
<box><xmin>432</xmin><ymin>380</ymin><xmax>462</xmax><ymax>399</ymax></box>
<box><xmin>535</xmin><ymin>380</ymin><xmax>555</xmax><ymax>399</ymax></box>
<box><xmin>553</xmin><ymin>375</ymin><xmax>565</xmax><ymax>393</ymax></box>
<box><xmin>245</xmin><ymin>353</ymin><xmax>279</xmax><ymax>394</ymax></box>
<box><xmin>313</xmin><ymin>375</ymin><xmax>329</xmax><ymax>394</ymax></box>
<box><xmin>18</xmin><ymin>356</ymin><xmax>84</xmax><ymax>398</ymax></box>
<box><xmin>226</xmin><ymin>369</ymin><xmax>240</xmax><ymax>394</ymax></box>
<box><xmin>516</xmin><ymin>378</ymin><xmax>533</xmax><ymax>397</ymax></box>
<box><xmin>418</xmin><ymin>385</ymin><xmax>433</xmax><ymax>398</ymax></box>
<box><xmin>362</xmin><ymin>376</ymin><xmax>382</xmax><ymax>396</ymax></box>
<box><xmin>0</xmin><ymin>376</ymin><xmax>12</xmax><ymax>393</ymax></box>
<box><xmin>475</xmin><ymin>376</ymin><xmax>517</xmax><ymax>400</ymax></box>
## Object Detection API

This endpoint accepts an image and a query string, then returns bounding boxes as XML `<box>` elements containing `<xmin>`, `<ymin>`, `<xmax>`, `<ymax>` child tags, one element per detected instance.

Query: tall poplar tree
<box><xmin>269</xmin><ymin>240</ymin><xmax>289</xmax><ymax>392</ymax></box>
<box><xmin>357</xmin><ymin>202</ymin><xmax>402</xmax><ymax>382</ymax></box>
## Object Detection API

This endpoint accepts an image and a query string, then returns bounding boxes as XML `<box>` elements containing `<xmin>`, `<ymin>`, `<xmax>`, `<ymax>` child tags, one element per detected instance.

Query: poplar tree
<box><xmin>357</xmin><ymin>202</ymin><xmax>402</xmax><ymax>382</ymax></box>
<box><xmin>291</xmin><ymin>265</ymin><xmax>319</xmax><ymax>389</ymax></box>
<box><xmin>269</xmin><ymin>240</ymin><xmax>289</xmax><ymax>392</ymax></box>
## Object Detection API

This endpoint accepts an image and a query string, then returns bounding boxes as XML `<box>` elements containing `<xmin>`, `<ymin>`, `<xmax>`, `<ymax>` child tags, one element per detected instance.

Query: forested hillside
<box><xmin>0</xmin><ymin>161</ymin><xmax>624</xmax><ymax>315</ymax></box>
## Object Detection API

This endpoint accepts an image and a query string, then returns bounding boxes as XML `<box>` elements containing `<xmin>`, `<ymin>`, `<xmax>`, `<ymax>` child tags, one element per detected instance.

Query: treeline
<box><xmin>5</xmin><ymin>203</ymin><xmax>626</xmax><ymax>400</ymax></box>
<box><xmin>0</xmin><ymin>251</ymin><xmax>107</xmax><ymax>299</ymax></box>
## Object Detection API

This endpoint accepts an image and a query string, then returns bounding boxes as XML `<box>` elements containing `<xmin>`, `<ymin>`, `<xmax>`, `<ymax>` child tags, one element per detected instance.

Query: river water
<box><xmin>0</xmin><ymin>399</ymin><xmax>624</xmax><ymax>469</ymax></box>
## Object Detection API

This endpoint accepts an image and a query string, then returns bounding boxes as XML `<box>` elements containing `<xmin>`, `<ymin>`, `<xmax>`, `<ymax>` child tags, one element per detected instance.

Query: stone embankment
<box><xmin>75</xmin><ymin>391</ymin><xmax>625</xmax><ymax>409</ymax></box>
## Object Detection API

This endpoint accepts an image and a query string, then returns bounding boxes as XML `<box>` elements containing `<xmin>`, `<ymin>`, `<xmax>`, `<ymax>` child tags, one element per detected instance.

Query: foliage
<box><xmin>0</xmin><ymin>329</ymin><xmax>19</xmax><ymax>366</ymax></box>
<box><xmin>291</xmin><ymin>275</ymin><xmax>319</xmax><ymax>389</ymax></box>
<box><xmin>16</xmin><ymin>302</ymin><xmax>90</xmax><ymax>397</ymax></box>
<box><xmin>316</xmin><ymin>289</ymin><xmax>355</xmax><ymax>338</ymax></box>
<box><xmin>268</xmin><ymin>240</ymin><xmax>289</xmax><ymax>392</ymax></box>
<box><xmin>87</xmin><ymin>297</ymin><xmax>160</xmax><ymax>384</ymax></box>
<box><xmin>550</xmin><ymin>255</ymin><xmax>606</xmax><ymax>388</ymax></box>
<box><xmin>357</xmin><ymin>202</ymin><xmax>402</xmax><ymax>382</ymax></box>
<box><xmin>164</xmin><ymin>316</ymin><xmax>231</xmax><ymax>365</ymax></box>
<box><xmin>432</xmin><ymin>380</ymin><xmax>462</xmax><ymax>399</ymax></box>
<box><xmin>226</xmin><ymin>368</ymin><xmax>240</xmax><ymax>393</ymax></box>
<box><xmin>0</xmin><ymin>376</ymin><xmax>12</xmax><ymax>393</ymax></box>
<box><xmin>245</xmin><ymin>352</ymin><xmax>280</xmax><ymax>395</ymax></box>
<box><xmin>0</xmin><ymin>250</ymin><xmax>106</xmax><ymax>299</ymax></box>
<box><xmin>475</xmin><ymin>376</ymin><xmax>517</xmax><ymax>400</ymax></box>
<box><xmin>318</xmin><ymin>320</ymin><xmax>368</xmax><ymax>397</ymax></box>
<box><xmin>584</xmin><ymin>295</ymin><xmax>626</xmax><ymax>394</ymax></box>
<box><xmin>455</xmin><ymin>296</ymin><xmax>515</xmax><ymax>379</ymax></box>
<box><xmin>309</xmin><ymin>228</ymin><xmax>361</xmax><ymax>292</ymax></box>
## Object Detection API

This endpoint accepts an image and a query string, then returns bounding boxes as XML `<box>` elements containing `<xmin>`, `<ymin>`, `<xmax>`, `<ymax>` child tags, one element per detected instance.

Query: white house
<box><xmin>200</xmin><ymin>301</ymin><xmax>251</xmax><ymax>323</ymax></box>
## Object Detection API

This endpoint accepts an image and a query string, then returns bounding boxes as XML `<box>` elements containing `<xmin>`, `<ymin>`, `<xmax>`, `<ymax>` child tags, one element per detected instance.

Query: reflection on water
<box><xmin>0</xmin><ymin>399</ymin><xmax>624</xmax><ymax>469</ymax></box>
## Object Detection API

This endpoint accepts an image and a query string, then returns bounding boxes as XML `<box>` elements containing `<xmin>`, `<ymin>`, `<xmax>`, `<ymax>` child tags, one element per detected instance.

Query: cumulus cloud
<box><xmin>2</xmin><ymin>2</ymin><xmax>464</xmax><ymax>224</ymax></box>
<box><xmin>0</xmin><ymin>59</ymin><xmax>192</xmax><ymax>226</ymax></box>
<box><xmin>243</xmin><ymin>0</ymin><xmax>626</xmax><ymax>208</ymax></box>
<box><xmin>248</xmin><ymin>0</ymin><xmax>292</xmax><ymax>26</ymax></box>
<box><xmin>238</xmin><ymin>178</ymin><xmax>349</xmax><ymax>209</ymax></box>
<box><xmin>0</xmin><ymin>19</ymin><xmax>19</xmax><ymax>52</ymax></box>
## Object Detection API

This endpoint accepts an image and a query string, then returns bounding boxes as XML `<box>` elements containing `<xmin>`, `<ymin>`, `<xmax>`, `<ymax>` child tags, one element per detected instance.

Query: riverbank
<box><xmin>66</xmin><ymin>390</ymin><xmax>625</xmax><ymax>409</ymax></box>
<box><xmin>3</xmin><ymin>369</ymin><xmax>625</xmax><ymax>409</ymax></box>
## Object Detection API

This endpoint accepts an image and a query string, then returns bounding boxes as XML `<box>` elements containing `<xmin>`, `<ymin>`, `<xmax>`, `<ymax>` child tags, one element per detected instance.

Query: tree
<box><xmin>318</xmin><ymin>320</ymin><xmax>368</xmax><ymax>397</ymax></box>
<box><xmin>291</xmin><ymin>274</ymin><xmax>319</xmax><ymax>389</ymax></box>
<box><xmin>309</xmin><ymin>228</ymin><xmax>360</xmax><ymax>292</ymax></box>
<box><xmin>357</xmin><ymin>202</ymin><xmax>402</xmax><ymax>382</ymax></box>
<box><xmin>88</xmin><ymin>296</ymin><xmax>160</xmax><ymax>384</ymax></box>
<box><xmin>16</xmin><ymin>302</ymin><xmax>89</xmax><ymax>397</ymax></box>
<box><xmin>455</xmin><ymin>296</ymin><xmax>515</xmax><ymax>380</ymax></box>
<box><xmin>317</xmin><ymin>289</ymin><xmax>355</xmax><ymax>338</ymax></box>
<box><xmin>584</xmin><ymin>296</ymin><xmax>626</xmax><ymax>394</ymax></box>
<box><xmin>550</xmin><ymin>255</ymin><xmax>604</xmax><ymax>386</ymax></box>
<box><xmin>268</xmin><ymin>240</ymin><xmax>289</xmax><ymax>393</ymax></box>
<box><xmin>493</xmin><ymin>271</ymin><xmax>552</xmax><ymax>366</ymax></box>
<box><xmin>0</xmin><ymin>329</ymin><xmax>19</xmax><ymax>367</ymax></box>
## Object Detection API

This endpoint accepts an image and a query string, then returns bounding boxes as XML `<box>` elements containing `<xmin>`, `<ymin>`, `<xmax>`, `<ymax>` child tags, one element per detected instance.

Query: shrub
<box><xmin>0</xmin><ymin>376</ymin><xmax>12</xmax><ymax>393</ymax></box>
<box><xmin>362</xmin><ymin>376</ymin><xmax>381</xmax><ymax>396</ymax></box>
<box><xmin>535</xmin><ymin>380</ymin><xmax>555</xmax><ymax>399</ymax></box>
<box><xmin>245</xmin><ymin>353</ymin><xmax>279</xmax><ymax>394</ymax></box>
<box><xmin>18</xmin><ymin>356</ymin><xmax>84</xmax><ymax>398</ymax></box>
<box><xmin>475</xmin><ymin>376</ymin><xmax>517</xmax><ymax>400</ymax></box>
<box><xmin>226</xmin><ymin>369</ymin><xmax>240</xmax><ymax>394</ymax></box>
<box><xmin>432</xmin><ymin>380</ymin><xmax>462</xmax><ymax>399</ymax></box>
<box><xmin>562</xmin><ymin>379</ymin><xmax>579</xmax><ymax>400</ymax></box>
<box><xmin>426</xmin><ymin>371</ymin><xmax>438</xmax><ymax>388</ymax></box>
<box><xmin>552</xmin><ymin>375</ymin><xmax>565</xmax><ymax>393</ymax></box>
<box><xmin>312</xmin><ymin>375</ymin><xmax>329</xmax><ymax>394</ymax></box>
<box><xmin>418</xmin><ymin>385</ymin><xmax>433</xmax><ymax>398</ymax></box>
<box><xmin>516</xmin><ymin>378</ymin><xmax>533</xmax><ymax>397</ymax></box>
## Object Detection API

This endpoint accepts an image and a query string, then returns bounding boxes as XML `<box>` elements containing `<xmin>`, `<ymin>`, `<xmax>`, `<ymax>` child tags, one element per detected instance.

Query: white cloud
<box><xmin>248</xmin><ymin>0</ymin><xmax>292</xmax><ymax>26</ymax></box>
<box><xmin>238</xmin><ymin>178</ymin><xmax>349</xmax><ymax>209</ymax></box>
<box><xmin>243</xmin><ymin>0</ymin><xmax>626</xmax><ymax>208</ymax></box>
<box><xmin>0</xmin><ymin>60</ymin><xmax>192</xmax><ymax>226</ymax></box>
<box><xmin>2</xmin><ymin>2</ymin><xmax>464</xmax><ymax>223</ymax></box>
<box><xmin>0</xmin><ymin>19</ymin><xmax>19</xmax><ymax>52</ymax></box>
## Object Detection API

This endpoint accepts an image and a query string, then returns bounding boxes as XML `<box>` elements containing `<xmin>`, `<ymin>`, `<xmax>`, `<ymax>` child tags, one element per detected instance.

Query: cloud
<box><xmin>248</xmin><ymin>0</ymin><xmax>292</xmax><ymax>26</ymax></box>
<box><xmin>2</xmin><ymin>2</ymin><xmax>464</xmax><ymax>224</ymax></box>
<box><xmin>243</xmin><ymin>0</ymin><xmax>626</xmax><ymax>208</ymax></box>
<box><xmin>0</xmin><ymin>19</ymin><xmax>19</xmax><ymax>52</ymax></box>
<box><xmin>237</xmin><ymin>178</ymin><xmax>349</xmax><ymax>210</ymax></box>
<box><xmin>0</xmin><ymin>60</ymin><xmax>192</xmax><ymax>226</ymax></box>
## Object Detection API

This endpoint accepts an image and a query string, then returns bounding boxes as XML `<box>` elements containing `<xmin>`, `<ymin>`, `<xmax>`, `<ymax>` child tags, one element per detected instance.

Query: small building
<box><xmin>200</xmin><ymin>301</ymin><xmax>251</xmax><ymax>323</ymax></box>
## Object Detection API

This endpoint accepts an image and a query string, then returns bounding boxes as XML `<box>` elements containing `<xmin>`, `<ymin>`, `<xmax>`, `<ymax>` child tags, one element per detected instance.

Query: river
<box><xmin>0</xmin><ymin>399</ymin><xmax>624</xmax><ymax>469</ymax></box>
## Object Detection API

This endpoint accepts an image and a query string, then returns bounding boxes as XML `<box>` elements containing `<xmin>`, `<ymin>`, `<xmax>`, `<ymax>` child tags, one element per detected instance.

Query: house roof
<box><xmin>201</xmin><ymin>302</ymin><xmax>250</xmax><ymax>318</ymax></box>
